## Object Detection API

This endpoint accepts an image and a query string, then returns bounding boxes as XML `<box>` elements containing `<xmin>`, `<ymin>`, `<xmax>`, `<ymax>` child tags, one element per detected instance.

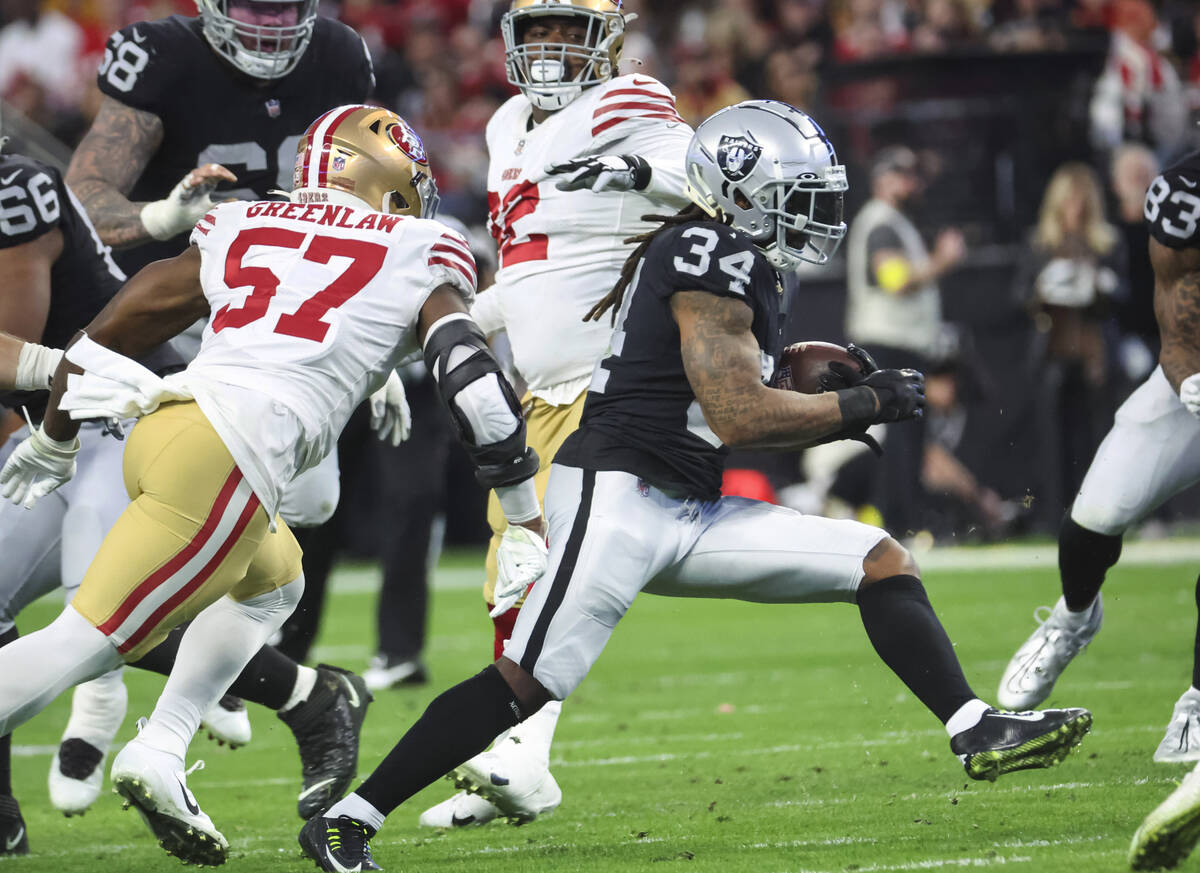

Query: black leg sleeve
<box><xmin>857</xmin><ymin>575</ymin><xmax>977</xmax><ymax>724</ymax></box>
<box><xmin>1059</xmin><ymin>514</ymin><xmax>1122</xmax><ymax>612</ymax></box>
<box><xmin>356</xmin><ymin>665</ymin><xmax>526</xmax><ymax>817</ymax></box>
<box><xmin>1192</xmin><ymin>573</ymin><xmax>1200</xmax><ymax>692</ymax></box>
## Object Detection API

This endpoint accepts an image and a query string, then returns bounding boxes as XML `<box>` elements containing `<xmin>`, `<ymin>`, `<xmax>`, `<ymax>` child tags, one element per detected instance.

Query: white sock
<box><xmin>62</xmin><ymin>666</ymin><xmax>128</xmax><ymax>749</ymax></box>
<box><xmin>280</xmin><ymin>666</ymin><xmax>319</xmax><ymax>713</ymax></box>
<box><xmin>505</xmin><ymin>699</ymin><xmax>562</xmax><ymax>768</ymax></box>
<box><xmin>1058</xmin><ymin>596</ymin><xmax>1095</xmax><ymax>622</ymax></box>
<box><xmin>139</xmin><ymin>581</ymin><xmax>303</xmax><ymax>759</ymax></box>
<box><xmin>325</xmin><ymin>792</ymin><xmax>385</xmax><ymax>832</ymax></box>
<box><xmin>0</xmin><ymin>606</ymin><xmax>121</xmax><ymax>736</ymax></box>
<box><xmin>945</xmin><ymin>698</ymin><xmax>992</xmax><ymax>737</ymax></box>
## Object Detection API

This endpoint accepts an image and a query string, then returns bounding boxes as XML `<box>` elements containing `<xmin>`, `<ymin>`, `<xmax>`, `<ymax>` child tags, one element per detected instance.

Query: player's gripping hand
<box><xmin>490</xmin><ymin>523</ymin><xmax>549</xmax><ymax>618</ymax></box>
<box><xmin>857</xmin><ymin>368</ymin><xmax>926</xmax><ymax>422</ymax></box>
<box><xmin>369</xmin><ymin>370</ymin><xmax>412</xmax><ymax>447</ymax></box>
<box><xmin>0</xmin><ymin>425</ymin><xmax>79</xmax><ymax>509</ymax></box>
<box><xmin>140</xmin><ymin>163</ymin><xmax>237</xmax><ymax>241</ymax></box>
<box><xmin>546</xmin><ymin>154</ymin><xmax>650</xmax><ymax>193</ymax></box>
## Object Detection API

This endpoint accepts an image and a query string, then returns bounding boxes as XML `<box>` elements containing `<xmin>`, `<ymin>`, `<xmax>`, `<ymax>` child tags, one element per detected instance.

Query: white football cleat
<box><xmin>111</xmin><ymin>725</ymin><xmax>228</xmax><ymax>866</ymax></box>
<box><xmin>452</xmin><ymin>745</ymin><xmax>561</xmax><ymax>825</ymax></box>
<box><xmin>1131</xmin><ymin>761</ymin><xmax>1200</xmax><ymax>870</ymax></box>
<box><xmin>418</xmin><ymin>790</ymin><xmax>501</xmax><ymax>828</ymax></box>
<box><xmin>201</xmin><ymin>695</ymin><xmax>252</xmax><ymax>748</ymax></box>
<box><xmin>49</xmin><ymin>672</ymin><xmax>128</xmax><ymax>816</ymax></box>
<box><xmin>1157</xmin><ymin>688</ymin><xmax>1200</xmax><ymax>764</ymax></box>
<box><xmin>998</xmin><ymin>595</ymin><xmax>1102</xmax><ymax>710</ymax></box>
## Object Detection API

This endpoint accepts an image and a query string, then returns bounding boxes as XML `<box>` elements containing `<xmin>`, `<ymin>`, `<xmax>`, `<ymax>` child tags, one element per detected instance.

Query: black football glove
<box><xmin>861</xmin><ymin>368</ymin><xmax>925</xmax><ymax>423</ymax></box>
<box><xmin>545</xmin><ymin>155</ymin><xmax>651</xmax><ymax>192</ymax></box>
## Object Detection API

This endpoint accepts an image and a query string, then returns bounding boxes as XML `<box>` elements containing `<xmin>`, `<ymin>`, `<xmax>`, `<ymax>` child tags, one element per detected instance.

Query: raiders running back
<box><xmin>98</xmin><ymin>14</ymin><xmax>373</xmax><ymax>275</ymax></box>
<box><xmin>557</xmin><ymin>219</ymin><xmax>782</xmax><ymax>500</ymax></box>
<box><xmin>0</xmin><ymin>154</ymin><xmax>124</xmax><ymax>418</ymax></box>
<box><xmin>1144</xmin><ymin>149</ymin><xmax>1200</xmax><ymax>251</ymax></box>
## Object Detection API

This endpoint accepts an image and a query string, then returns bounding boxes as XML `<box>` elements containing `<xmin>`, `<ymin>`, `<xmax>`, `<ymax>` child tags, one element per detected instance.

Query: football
<box><xmin>772</xmin><ymin>341</ymin><xmax>866</xmax><ymax>394</ymax></box>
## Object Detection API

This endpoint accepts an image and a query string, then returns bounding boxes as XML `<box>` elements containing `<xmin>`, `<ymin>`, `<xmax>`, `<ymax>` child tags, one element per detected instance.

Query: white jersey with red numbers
<box><xmin>476</xmin><ymin>73</ymin><xmax>693</xmax><ymax>404</ymax></box>
<box><xmin>185</xmin><ymin>199</ymin><xmax>475</xmax><ymax>517</ymax></box>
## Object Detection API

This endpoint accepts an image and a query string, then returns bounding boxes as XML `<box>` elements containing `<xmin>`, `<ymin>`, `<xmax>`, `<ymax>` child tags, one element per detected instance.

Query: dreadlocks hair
<box><xmin>584</xmin><ymin>203</ymin><xmax>720</xmax><ymax>324</ymax></box>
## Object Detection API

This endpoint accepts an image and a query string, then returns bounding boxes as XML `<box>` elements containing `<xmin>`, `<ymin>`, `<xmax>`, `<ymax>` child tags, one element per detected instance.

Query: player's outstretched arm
<box><xmin>1154</xmin><ymin>239</ymin><xmax>1200</xmax><ymax>400</ymax></box>
<box><xmin>41</xmin><ymin>246</ymin><xmax>208</xmax><ymax>443</ymax></box>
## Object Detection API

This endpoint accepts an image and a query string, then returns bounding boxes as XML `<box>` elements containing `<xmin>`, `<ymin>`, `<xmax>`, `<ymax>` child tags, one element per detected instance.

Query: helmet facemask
<box><xmin>197</xmin><ymin>0</ymin><xmax>318</xmax><ymax>80</ymax></box>
<box><xmin>501</xmin><ymin>3</ymin><xmax>627</xmax><ymax>111</ymax></box>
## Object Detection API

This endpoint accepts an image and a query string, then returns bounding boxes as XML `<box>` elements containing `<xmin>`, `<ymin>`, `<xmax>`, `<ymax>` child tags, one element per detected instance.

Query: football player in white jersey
<box><xmin>0</xmin><ymin>105</ymin><xmax>547</xmax><ymax>865</ymax></box>
<box><xmin>418</xmin><ymin>0</ymin><xmax>695</xmax><ymax>829</ymax></box>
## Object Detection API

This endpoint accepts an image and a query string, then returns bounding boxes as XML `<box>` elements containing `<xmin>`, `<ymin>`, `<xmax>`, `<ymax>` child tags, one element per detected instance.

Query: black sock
<box><xmin>132</xmin><ymin>626</ymin><xmax>298</xmax><ymax>711</ymax></box>
<box><xmin>857</xmin><ymin>574</ymin><xmax>976</xmax><ymax>724</ymax></box>
<box><xmin>0</xmin><ymin>627</ymin><xmax>16</xmax><ymax>796</ymax></box>
<box><xmin>356</xmin><ymin>665</ymin><xmax>525</xmax><ymax>817</ymax></box>
<box><xmin>1192</xmin><ymin>573</ymin><xmax>1200</xmax><ymax>692</ymax></box>
<box><xmin>1059</xmin><ymin>515</ymin><xmax>1122</xmax><ymax>612</ymax></box>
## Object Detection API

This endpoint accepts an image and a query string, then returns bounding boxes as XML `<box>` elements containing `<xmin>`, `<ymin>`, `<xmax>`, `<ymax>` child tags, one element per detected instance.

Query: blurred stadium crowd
<box><xmin>4</xmin><ymin>0</ymin><xmax>1200</xmax><ymax>545</ymax></box>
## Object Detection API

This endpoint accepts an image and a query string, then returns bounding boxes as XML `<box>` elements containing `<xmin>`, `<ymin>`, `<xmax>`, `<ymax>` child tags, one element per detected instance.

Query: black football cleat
<box><xmin>279</xmin><ymin>665</ymin><xmax>373</xmax><ymax>819</ymax></box>
<box><xmin>0</xmin><ymin>795</ymin><xmax>28</xmax><ymax>855</ymax></box>
<box><xmin>299</xmin><ymin>814</ymin><xmax>381</xmax><ymax>872</ymax></box>
<box><xmin>950</xmin><ymin>706</ymin><xmax>1092</xmax><ymax>782</ymax></box>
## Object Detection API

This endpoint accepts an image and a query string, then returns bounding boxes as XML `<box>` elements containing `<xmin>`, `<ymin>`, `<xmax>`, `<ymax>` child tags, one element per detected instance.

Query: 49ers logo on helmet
<box><xmin>387</xmin><ymin>121</ymin><xmax>428</xmax><ymax>165</ymax></box>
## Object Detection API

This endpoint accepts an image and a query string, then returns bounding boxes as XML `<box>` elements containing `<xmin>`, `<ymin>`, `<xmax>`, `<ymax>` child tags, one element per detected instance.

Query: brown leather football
<box><xmin>772</xmin><ymin>341</ymin><xmax>865</xmax><ymax>394</ymax></box>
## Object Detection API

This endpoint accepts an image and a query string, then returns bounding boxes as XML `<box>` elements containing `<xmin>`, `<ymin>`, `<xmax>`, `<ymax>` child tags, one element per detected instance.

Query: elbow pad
<box><xmin>423</xmin><ymin>313</ymin><xmax>539</xmax><ymax>488</ymax></box>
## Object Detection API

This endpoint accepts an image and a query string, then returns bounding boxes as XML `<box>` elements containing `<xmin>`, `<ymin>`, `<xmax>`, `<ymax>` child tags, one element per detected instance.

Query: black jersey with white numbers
<box><xmin>0</xmin><ymin>154</ymin><xmax>125</xmax><ymax>415</ymax></box>
<box><xmin>98</xmin><ymin>14</ymin><xmax>374</xmax><ymax>275</ymax></box>
<box><xmin>556</xmin><ymin>220</ymin><xmax>783</xmax><ymax>500</ymax></box>
<box><xmin>1145</xmin><ymin>149</ymin><xmax>1200</xmax><ymax>250</ymax></box>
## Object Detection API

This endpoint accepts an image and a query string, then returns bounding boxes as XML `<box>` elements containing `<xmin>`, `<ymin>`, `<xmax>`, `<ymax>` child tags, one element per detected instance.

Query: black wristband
<box><xmin>836</xmin><ymin>386</ymin><xmax>878</xmax><ymax>428</ymax></box>
<box><xmin>625</xmin><ymin>155</ymin><xmax>652</xmax><ymax>190</ymax></box>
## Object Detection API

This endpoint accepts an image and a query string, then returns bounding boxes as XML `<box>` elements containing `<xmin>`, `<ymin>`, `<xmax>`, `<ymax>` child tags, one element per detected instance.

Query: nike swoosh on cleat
<box><xmin>489</xmin><ymin>773</ymin><xmax>510</xmax><ymax>786</ymax></box>
<box><xmin>176</xmin><ymin>776</ymin><xmax>200</xmax><ymax>815</ymax></box>
<box><xmin>298</xmin><ymin>777</ymin><xmax>337</xmax><ymax>802</ymax></box>
<box><xmin>450</xmin><ymin>813</ymin><xmax>476</xmax><ymax>826</ymax></box>
<box><xmin>996</xmin><ymin>711</ymin><xmax>1046</xmax><ymax>722</ymax></box>
<box><xmin>323</xmin><ymin>845</ymin><xmax>360</xmax><ymax>873</ymax></box>
<box><xmin>0</xmin><ymin>172</ymin><xmax>20</xmax><ymax>186</ymax></box>
<box><xmin>5</xmin><ymin>827</ymin><xmax>23</xmax><ymax>851</ymax></box>
<box><xmin>338</xmin><ymin>675</ymin><xmax>361</xmax><ymax>708</ymax></box>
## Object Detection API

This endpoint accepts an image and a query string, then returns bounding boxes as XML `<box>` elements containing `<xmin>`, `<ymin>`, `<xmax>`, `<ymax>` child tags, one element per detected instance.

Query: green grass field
<box><xmin>7</xmin><ymin>544</ymin><xmax>1200</xmax><ymax>872</ymax></box>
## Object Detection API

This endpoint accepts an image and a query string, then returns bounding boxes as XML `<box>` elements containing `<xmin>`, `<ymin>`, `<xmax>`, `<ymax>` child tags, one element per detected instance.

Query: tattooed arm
<box><xmin>65</xmin><ymin>97</ymin><xmax>164</xmax><ymax>248</ymax></box>
<box><xmin>670</xmin><ymin>291</ymin><xmax>848</xmax><ymax>449</ymax></box>
<box><xmin>1152</xmin><ymin>238</ymin><xmax>1200</xmax><ymax>392</ymax></box>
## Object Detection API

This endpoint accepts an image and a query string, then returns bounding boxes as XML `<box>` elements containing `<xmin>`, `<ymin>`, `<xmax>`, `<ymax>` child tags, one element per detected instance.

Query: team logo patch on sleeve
<box><xmin>387</xmin><ymin>121</ymin><xmax>428</xmax><ymax>164</ymax></box>
<box><xmin>717</xmin><ymin>133</ymin><xmax>762</xmax><ymax>181</ymax></box>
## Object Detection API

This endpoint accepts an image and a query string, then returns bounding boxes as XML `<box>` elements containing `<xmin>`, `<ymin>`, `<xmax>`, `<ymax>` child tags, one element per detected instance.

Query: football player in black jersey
<box><xmin>0</xmin><ymin>149</ymin><xmax>374</xmax><ymax>856</ymax></box>
<box><xmin>51</xmin><ymin>0</ymin><xmax>376</xmax><ymax>818</ymax></box>
<box><xmin>299</xmin><ymin>102</ymin><xmax>1094</xmax><ymax>873</ymax></box>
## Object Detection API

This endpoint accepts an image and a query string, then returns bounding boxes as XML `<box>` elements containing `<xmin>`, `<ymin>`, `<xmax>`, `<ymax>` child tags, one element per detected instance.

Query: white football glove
<box><xmin>369</xmin><ymin>370</ymin><xmax>412</xmax><ymax>447</ymax></box>
<box><xmin>1181</xmin><ymin>372</ymin><xmax>1200</xmax><ymax>420</ymax></box>
<box><xmin>546</xmin><ymin>154</ymin><xmax>650</xmax><ymax>193</ymax></box>
<box><xmin>140</xmin><ymin>163</ymin><xmax>236</xmax><ymax>241</ymax></box>
<box><xmin>0</xmin><ymin>424</ymin><xmax>78</xmax><ymax>509</ymax></box>
<box><xmin>490</xmin><ymin>524</ymin><xmax>549</xmax><ymax>618</ymax></box>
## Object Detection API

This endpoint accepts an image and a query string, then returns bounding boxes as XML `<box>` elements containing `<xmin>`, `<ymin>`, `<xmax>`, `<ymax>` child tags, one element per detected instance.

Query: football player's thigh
<box><xmin>505</xmin><ymin>467</ymin><xmax>678</xmax><ymax>699</ymax></box>
<box><xmin>229</xmin><ymin>516</ymin><xmax>304</xmax><ymax>603</ymax></box>
<box><xmin>483</xmin><ymin>394</ymin><xmax>587</xmax><ymax>598</ymax></box>
<box><xmin>278</xmin><ymin>450</ymin><xmax>340</xmax><ymax>529</ymax></box>
<box><xmin>647</xmin><ymin>499</ymin><xmax>887</xmax><ymax>604</ymax></box>
<box><xmin>73</xmin><ymin>403</ymin><xmax>270</xmax><ymax>661</ymax></box>
<box><xmin>0</xmin><ymin>427</ymin><xmax>67</xmax><ymax>626</ymax></box>
<box><xmin>1072</xmin><ymin>366</ymin><xmax>1200</xmax><ymax>536</ymax></box>
<box><xmin>60</xmin><ymin>423</ymin><xmax>133</xmax><ymax>593</ymax></box>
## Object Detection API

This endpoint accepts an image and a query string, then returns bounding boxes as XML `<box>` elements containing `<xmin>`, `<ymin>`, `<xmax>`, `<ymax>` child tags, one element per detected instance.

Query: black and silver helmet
<box><xmin>685</xmin><ymin>100</ymin><xmax>848</xmax><ymax>271</ymax></box>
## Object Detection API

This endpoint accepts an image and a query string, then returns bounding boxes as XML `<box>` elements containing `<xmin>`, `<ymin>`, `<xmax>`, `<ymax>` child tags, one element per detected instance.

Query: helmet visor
<box><xmin>502</xmin><ymin>8</ymin><xmax>618</xmax><ymax>97</ymax></box>
<box><xmin>764</xmin><ymin>167</ymin><xmax>848</xmax><ymax>265</ymax></box>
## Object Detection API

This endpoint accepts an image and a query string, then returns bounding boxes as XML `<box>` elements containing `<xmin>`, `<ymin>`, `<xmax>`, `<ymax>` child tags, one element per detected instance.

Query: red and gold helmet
<box><xmin>501</xmin><ymin>0</ymin><xmax>629</xmax><ymax>111</ymax></box>
<box><xmin>291</xmin><ymin>104</ymin><xmax>439</xmax><ymax>218</ymax></box>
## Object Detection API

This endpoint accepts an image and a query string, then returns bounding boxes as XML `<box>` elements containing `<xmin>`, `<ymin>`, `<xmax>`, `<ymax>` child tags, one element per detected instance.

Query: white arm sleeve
<box><xmin>470</xmin><ymin>287</ymin><xmax>505</xmax><ymax>337</ymax></box>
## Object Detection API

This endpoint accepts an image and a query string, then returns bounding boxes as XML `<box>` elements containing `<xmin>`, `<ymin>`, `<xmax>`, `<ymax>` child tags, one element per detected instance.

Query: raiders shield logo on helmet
<box><xmin>717</xmin><ymin>133</ymin><xmax>762</xmax><ymax>182</ymax></box>
<box><xmin>388</xmin><ymin>120</ymin><xmax>429</xmax><ymax>164</ymax></box>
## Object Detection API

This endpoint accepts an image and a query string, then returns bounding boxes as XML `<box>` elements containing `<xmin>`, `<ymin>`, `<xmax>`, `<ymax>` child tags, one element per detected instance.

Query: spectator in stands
<box><xmin>844</xmin><ymin>144</ymin><xmax>967</xmax><ymax>536</ymax></box>
<box><xmin>0</xmin><ymin>0</ymin><xmax>86</xmax><ymax>116</ymax></box>
<box><xmin>1020</xmin><ymin>162</ymin><xmax>1124</xmax><ymax>527</ymax></box>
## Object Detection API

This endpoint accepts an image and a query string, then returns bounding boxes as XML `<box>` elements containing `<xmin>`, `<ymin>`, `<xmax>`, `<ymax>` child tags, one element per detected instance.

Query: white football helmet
<box><xmin>685</xmin><ymin>100</ymin><xmax>848</xmax><ymax>271</ymax></box>
<box><xmin>196</xmin><ymin>0</ymin><xmax>318</xmax><ymax>80</ymax></box>
<box><xmin>501</xmin><ymin>0</ymin><xmax>629</xmax><ymax>112</ymax></box>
